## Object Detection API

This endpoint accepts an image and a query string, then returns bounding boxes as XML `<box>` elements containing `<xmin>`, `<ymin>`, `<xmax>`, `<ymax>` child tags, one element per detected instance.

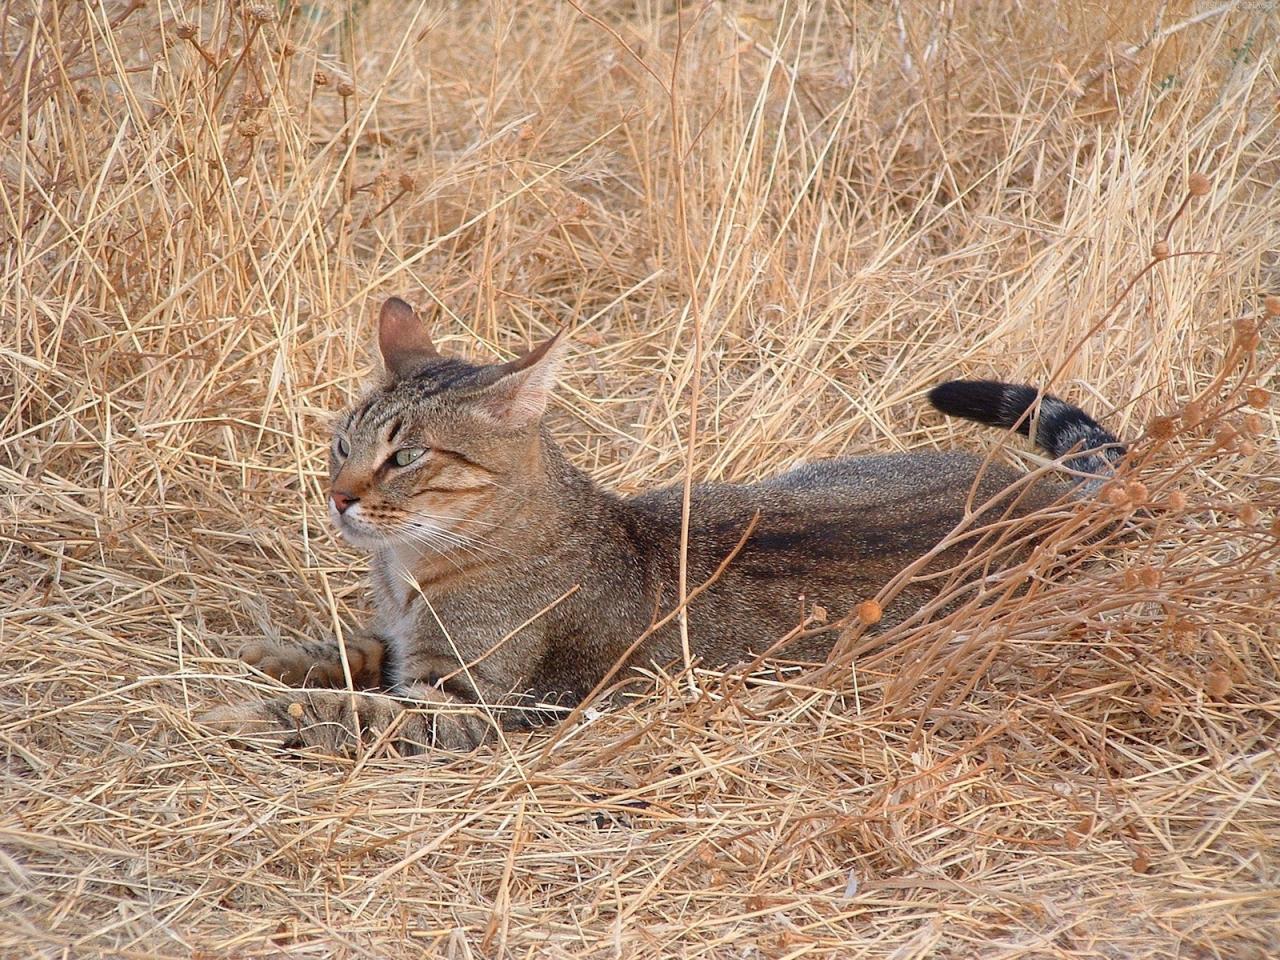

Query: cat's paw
<box><xmin>199</xmin><ymin>699</ymin><xmax>302</xmax><ymax>749</ymax></box>
<box><xmin>199</xmin><ymin>688</ymin><xmax>491</xmax><ymax>755</ymax></box>
<box><xmin>199</xmin><ymin>691</ymin><xmax>403</xmax><ymax>754</ymax></box>
<box><xmin>238</xmin><ymin>642</ymin><xmax>322</xmax><ymax>687</ymax></box>
<box><xmin>238</xmin><ymin>633</ymin><xmax>384</xmax><ymax>688</ymax></box>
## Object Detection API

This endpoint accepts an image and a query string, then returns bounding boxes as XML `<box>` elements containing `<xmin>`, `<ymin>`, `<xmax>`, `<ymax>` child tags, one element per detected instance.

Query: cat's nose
<box><xmin>330</xmin><ymin>490</ymin><xmax>359</xmax><ymax>514</ymax></box>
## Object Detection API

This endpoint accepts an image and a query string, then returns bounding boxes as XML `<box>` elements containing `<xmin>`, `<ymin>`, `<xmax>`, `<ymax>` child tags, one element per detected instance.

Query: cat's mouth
<box><xmin>329</xmin><ymin>502</ymin><xmax>463</xmax><ymax>555</ymax></box>
<box><xmin>328</xmin><ymin>502</ymin><xmax>390</xmax><ymax>550</ymax></box>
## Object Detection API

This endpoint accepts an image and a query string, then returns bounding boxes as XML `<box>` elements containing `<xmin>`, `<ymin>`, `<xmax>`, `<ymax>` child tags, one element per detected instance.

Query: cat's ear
<box><xmin>472</xmin><ymin>330</ymin><xmax>567</xmax><ymax>427</ymax></box>
<box><xmin>378</xmin><ymin>297</ymin><xmax>438</xmax><ymax>379</ymax></box>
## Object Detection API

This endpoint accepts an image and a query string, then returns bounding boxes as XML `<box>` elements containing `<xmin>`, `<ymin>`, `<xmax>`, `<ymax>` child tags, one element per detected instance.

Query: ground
<box><xmin>2</xmin><ymin>1</ymin><xmax>1278</xmax><ymax>957</ymax></box>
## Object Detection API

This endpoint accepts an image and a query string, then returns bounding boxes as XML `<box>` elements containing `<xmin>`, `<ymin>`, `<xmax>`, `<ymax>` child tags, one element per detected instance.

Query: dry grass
<box><xmin>3</xmin><ymin>0</ymin><xmax>1280</xmax><ymax>956</ymax></box>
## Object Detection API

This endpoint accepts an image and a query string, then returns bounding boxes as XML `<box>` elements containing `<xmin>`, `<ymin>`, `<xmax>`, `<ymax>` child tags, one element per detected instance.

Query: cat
<box><xmin>201</xmin><ymin>297</ymin><xmax>1124</xmax><ymax>754</ymax></box>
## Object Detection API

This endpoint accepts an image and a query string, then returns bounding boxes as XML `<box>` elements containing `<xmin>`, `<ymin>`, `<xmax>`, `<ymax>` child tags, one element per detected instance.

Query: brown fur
<box><xmin>202</xmin><ymin>299</ymin><xmax>1104</xmax><ymax>754</ymax></box>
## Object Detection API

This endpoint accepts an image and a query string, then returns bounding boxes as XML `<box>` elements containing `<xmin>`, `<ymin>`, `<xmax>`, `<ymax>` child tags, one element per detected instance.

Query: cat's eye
<box><xmin>334</xmin><ymin>436</ymin><xmax>350</xmax><ymax>458</ymax></box>
<box><xmin>391</xmin><ymin>447</ymin><xmax>427</xmax><ymax>468</ymax></box>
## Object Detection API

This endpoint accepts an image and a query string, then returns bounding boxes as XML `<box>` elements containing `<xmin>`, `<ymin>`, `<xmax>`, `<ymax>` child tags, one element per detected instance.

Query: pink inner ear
<box><xmin>378</xmin><ymin>297</ymin><xmax>437</xmax><ymax>377</ymax></box>
<box><xmin>474</xmin><ymin>329</ymin><xmax>567</xmax><ymax>426</ymax></box>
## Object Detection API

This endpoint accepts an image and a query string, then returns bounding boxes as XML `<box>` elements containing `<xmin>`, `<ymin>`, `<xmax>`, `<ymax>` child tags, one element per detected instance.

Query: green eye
<box><xmin>334</xmin><ymin>436</ymin><xmax>350</xmax><ymax>458</ymax></box>
<box><xmin>392</xmin><ymin>447</ymin><xmax>426</xmax><ymax>467</ymax></box>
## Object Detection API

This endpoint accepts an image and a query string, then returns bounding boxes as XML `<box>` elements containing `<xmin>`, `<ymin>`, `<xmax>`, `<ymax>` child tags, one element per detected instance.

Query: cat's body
<box><xmin>207</xmin><ymin>299</ymin><xmax>1123</xmax><ymax>753</ymax></box>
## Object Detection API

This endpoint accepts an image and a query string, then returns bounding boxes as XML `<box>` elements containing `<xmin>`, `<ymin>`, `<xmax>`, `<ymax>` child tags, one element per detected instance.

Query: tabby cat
<box><xmin>202</xmin><ymin>298</ymin><xmax>1123</xmax><ymax>752</ymax></box>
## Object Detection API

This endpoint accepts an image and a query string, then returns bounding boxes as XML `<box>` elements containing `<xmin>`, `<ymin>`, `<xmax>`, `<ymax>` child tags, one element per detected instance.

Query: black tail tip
<box><xmin>928</xmin><ymin>379</ymin><xmax>1022</xmax><ymax>427</ymax></box>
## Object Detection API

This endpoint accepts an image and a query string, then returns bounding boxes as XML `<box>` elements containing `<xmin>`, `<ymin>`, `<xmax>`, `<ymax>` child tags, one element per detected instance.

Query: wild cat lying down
<box><xmin>202</xmin><ymin>298</ymin><xmax>1124</xmax><ymax>753</ymax></box>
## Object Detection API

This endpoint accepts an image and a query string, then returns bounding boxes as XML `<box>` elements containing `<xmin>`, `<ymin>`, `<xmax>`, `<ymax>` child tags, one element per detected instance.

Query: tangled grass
<box><xmin>2</xmin><ymin>0</ymin><xmax>1278</xmax><ymax>956</ymax></box>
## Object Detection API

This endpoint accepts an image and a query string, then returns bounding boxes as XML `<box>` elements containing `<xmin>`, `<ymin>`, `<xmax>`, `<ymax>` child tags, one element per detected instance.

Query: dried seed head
<box><xmin>397</xmin><ymin>172</ymin><xmax>416</xmax><ymax>193</ymax></box>
<box><xmin>246</xmin><ymin>4</ymin><xmax>278</xmax><ymax>23</ymax></box>
<box><xmin>1213</xmin><ymin>424</ymin><xmax>1238</xmax><ymax>449</ymax></box>
<box><xmin>337</xmin><ymin>81</ymin><xmax>356</xmax><ymax>98</ymax></box>
<box><xmin>1265</xmin><ymin>294</ymin><xmax>1280</xmax><ymax>317</ymax></box>
<box><xmin>1166</xmin><ymin>490</ymin><xmax>1187</xmax><ymax>511</ymax></box>
<box><xmin>1233</xmin><ymin>317</ymin><xmax>1261</xmax><ymax>351</ymax></box>
<box><xmin>1104</xmin><ymin>483</ymin><xmax>1130</xmax><ymax>507</ymax></box>
<box><xmin>1239</xmin><ymin>503</ymin><xmax>1260</xmax><ymax>526</ymax></box>
<box><xmin>176</xmin><ymin>21</ymin><xmax>196</xmax><ymax>40</ymax></box>
<box><xmin>1148</xmin><ymin>415</ymin><xmax>1177</xmax><ymax>440</ymax></box>
<box><xmin>1237</xmin><ymin>440</ymin><xmax>1258</xmax><ymax>457</ymax></box>
<box><xmin>1241</xmin><ymin>413</ymin><xmax>1265</xmax><ymax>437</ymax></box>
<box><xmin>1137</xmin><ymin>566</ymin><xmax>1160</xmax><ymax>589</ymax></box>
<box><xmin>1271</xmin><ymin>516</ymin><xmax>1280</xmax><ymax>539</ymax></box>
<box><xmin>281</xmin><ymin>41</ymin><xmax>297</xmax><ymax>57</ymax></box>
<box><xmin>856</xmin><ymin>600</ymin><xmax>882</xmax><ymax>626</ymax></box>
<box><xmin>287</xmin><ymin>702</ymin><xmax>305</xmax><ymax>720</ymax></box>
<box><xmin>1246</xmin><ymin>387</ymin><xmax>1270</xmax><ymax>408</ymax></box>
<box><xmin>237</xmin><ymin>118</ymin><xmax>263</xmax><ymax>138</ymax></box>
<box><xmin>1205</xmin><ymin>667</ymin><xmax>1232</xmax><ymax>699</ymax></box>
<box><xmin>1187</xmin><ymin>172</ymin><xmax>1211</xmax><ymax>197</ymax></box>
<box><xmin>1123</xmin><ymin>569</ymin><xmax>1140</xmax><ymax>589</ymax></box>
<box><xmin>1125</xmin><ymin>481</ymin><xmax>1149</xmax><ymax>505</ymax></box>
<box><xmin>1141</xmin><ymin>694</ymin><xmax>1164</xmax><ymax>718</ymax></box>
<box><xmin>1151</xmin><ymin>240</ymin><xmax>1170</xmax><ymax>260</ymax></box>
<box><xmin>1182</xmin><ymin>401</ymin><xmax>1203</xmax><ymax>427</ymax></box>
<box><xmin>314</xmin><ymin>70</ymin><xmax>330</xmax><ymax>87</ymax></box>
<box><xmin>1131</xmin><ymin>851</ymin><xmax>1151</xmax><ymax>875</ymax></box>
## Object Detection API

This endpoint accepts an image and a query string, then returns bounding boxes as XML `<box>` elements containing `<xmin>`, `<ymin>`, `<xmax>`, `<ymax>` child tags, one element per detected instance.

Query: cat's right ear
<box><xmin>378</xmin><ymin>297</ymin><xmax>438</xmax><ymax>379</ymax></box>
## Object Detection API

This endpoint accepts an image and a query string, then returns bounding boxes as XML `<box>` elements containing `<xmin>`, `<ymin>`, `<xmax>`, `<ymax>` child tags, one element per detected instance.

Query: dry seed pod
<box><xmin>1126</xmin><ymin>481</ymin><xmax>1149</xmax><ymax>506</ymax></box>
<box><xmin>1152</xmin><ymin>240</ymin><xmax>1170</xmax><ymax>260</ymax></box>
<box><xmin>1137</xmin><ymin>566</ymin><xmax>1160</xmax><ymax>589</ymax></box>
<box><xmin>1148</xmin><ymin>415</ymin><xmax>1177</xmax><ymax>440</ymax></box>
<box><xmin>1247</xmin><ymin>387</ymin><xmax>1270</xmax><ymax>408</ymax></box>
<box><xmin>337</xmin><ymin>81</ymin><xmax>356</xmax><ymax>98</ymax></box>
<box><xmin>1187</xmin><ymin>172</ymin><xmax>1211</xmax><ymax>197</ymax></box>
<box><xmin>1205</xmin><ymin>667</ymin><xmax>1232</xmax><ymax>698</ymax></box>
<box><xmin>1265</xmin><ymin>294</ymin><xmax>1280</xmax><ymax>317</ymax></box>
<box><xmin>246</xmin><ymin>4</ymin><xmax>278</xmax><ymax>22</ymax></box>
<box><xmin>314</xmin><ymin>70</ymin><xmax>330</xmax><ymax>87</ymax></box>
<box><xmin>1241</xmin><ymin>413</ymin><xmax>1265</xmax><ymax>436</ymax></box>
<box><xmin>1166</xmin><ymin>490</ymin><xmax>1187</xmax><ymax>511</ymax></box>
<box><xmin>1239</xmin><ymin>503</ymin><xmax>1261</xmax><ymax>526</ymax></box>
<box><xmin>856</xmin><ymin>600</ymin><xmax>882</xmax><ymax>626</ymax></box>
<box><xmin>1182</xmin><ymin>401</ymin><xmax>1203</xmax><ymax>427</ymax></box>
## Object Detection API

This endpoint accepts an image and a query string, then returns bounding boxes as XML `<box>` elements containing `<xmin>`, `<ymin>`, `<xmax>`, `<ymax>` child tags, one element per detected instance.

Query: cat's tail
<box><xmin>928</xmin><ymin>380</ymin><xmax>1124</xmax><ymax>495</ymax></box>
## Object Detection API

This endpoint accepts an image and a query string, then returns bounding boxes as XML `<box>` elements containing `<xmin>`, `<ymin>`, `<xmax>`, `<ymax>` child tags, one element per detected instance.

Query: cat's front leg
<box><xmin>199</xmin><ymin>684</ymin><xmax>493</xmax><ymax>754</ymax></box>
<box><xmin>236</xmin><ymin>628</ymin><xmax>386</xmax><ymax>689</ymax></box>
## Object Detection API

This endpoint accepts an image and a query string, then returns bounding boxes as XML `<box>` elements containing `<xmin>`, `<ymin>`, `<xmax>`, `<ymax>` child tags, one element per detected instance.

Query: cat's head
<box><xmin>326</xmin><ymin>297</ymin><xmax>566</xmax><ymax>553</ymax></box>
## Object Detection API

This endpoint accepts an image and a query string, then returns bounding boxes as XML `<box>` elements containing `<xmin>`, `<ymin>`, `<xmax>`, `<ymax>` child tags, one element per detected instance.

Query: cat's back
<box><xmin>629</xmin><ymin>450</ymin><xmax>1052</xmax><ymax>519</ymax></box>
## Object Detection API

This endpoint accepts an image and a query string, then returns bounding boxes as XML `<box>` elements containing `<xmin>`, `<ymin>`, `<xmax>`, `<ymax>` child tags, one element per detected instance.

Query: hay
<box><xmin>2</xmin><ymin>0</ymin><xmax>1278</xmax><ymax>956</ymax></box>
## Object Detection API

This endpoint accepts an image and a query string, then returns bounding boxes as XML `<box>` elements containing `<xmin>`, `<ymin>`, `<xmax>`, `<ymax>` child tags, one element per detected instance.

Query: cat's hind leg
<box><xmin>237</xmin><ymin>629</ymin><xmax>385</xmax><ymax>689</ymax></box>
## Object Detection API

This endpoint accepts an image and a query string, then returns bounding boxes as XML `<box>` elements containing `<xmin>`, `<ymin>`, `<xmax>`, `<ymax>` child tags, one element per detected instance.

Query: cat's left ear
<box><xmin>473</xmin><ymin>329</ymin><xmax>567</xmax><ymax>427</ymax></box>
<box><xmin>378</xmin><ymin>297</ymin><xmax>439</xmax><ymax>379</ymax></box>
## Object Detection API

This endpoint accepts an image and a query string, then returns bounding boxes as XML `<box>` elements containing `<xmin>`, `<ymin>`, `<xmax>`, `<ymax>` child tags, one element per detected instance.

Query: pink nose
<box><xmin>330</xmin><ymin>490</ymin><xmax>358</xmax><ymax>514</ymax></box>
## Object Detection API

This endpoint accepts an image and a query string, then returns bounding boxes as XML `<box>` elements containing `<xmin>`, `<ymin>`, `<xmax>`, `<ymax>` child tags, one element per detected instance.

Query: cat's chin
<box><xmin>328</xmin><ymin>514</ymin><xmax>387</xmax><ymax>552</ymax></box>
<box><xmin>332</xmin><ymin>526</ymin><xmax>384</xmax><ymax>551</ymax></box>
